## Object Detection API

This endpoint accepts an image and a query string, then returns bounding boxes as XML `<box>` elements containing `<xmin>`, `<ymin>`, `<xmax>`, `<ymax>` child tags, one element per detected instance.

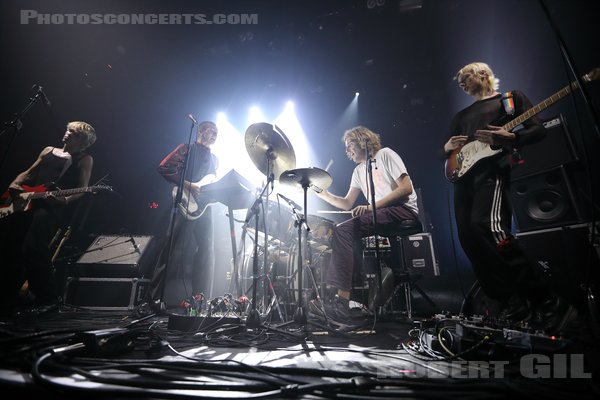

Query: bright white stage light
<box><xmin>248</xmin><ymin>106</ymin><xmax>265</xmax><ymax>125</ymax></box>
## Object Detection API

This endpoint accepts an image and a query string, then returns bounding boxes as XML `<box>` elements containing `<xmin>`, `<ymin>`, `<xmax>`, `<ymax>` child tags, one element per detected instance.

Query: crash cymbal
<box><xmin>279</xmin><ymin>167</ymin><xmax>332</xmax><ymax>192</ymax></box>
<box><xmin>244</xmin><ymin>122</ymin><xmax>296</xmax><ymax>178</ymax></box>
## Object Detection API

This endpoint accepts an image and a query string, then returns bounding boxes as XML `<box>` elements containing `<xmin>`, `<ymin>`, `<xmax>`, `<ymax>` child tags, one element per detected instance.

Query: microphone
<box><xmin>128</xmin><ymin>237</ymin><xmax>141</xmax><ymax>254</ymax></box>
<box><xmin>277</xmin><ymin>193</ymin><xmax>302</xmax><ymax>210</ymax></box>
<box><xmin>188</xmin><ymin>114</ymin><xmax>198</xmax><ymax>125</ymax></box>
<box><xmin>33</xmin><ymin>84</ymin><xmax>51</xmax><ymax>106</ymax></box>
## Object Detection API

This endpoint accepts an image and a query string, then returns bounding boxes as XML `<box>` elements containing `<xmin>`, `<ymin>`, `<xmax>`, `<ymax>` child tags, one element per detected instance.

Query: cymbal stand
<box><xmin>243</xmin><ymin>181</ymin><xmax>269</xmax><ymax>328</ymax></box>
<box><xmin>277</xmin><ymin>181</ymin><xmax>335</xmax><ymax>335</ymax></box>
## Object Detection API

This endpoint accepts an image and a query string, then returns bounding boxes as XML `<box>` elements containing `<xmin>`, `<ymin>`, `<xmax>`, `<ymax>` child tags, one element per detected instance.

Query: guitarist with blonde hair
<box><xmin>0</xmin><ymin>121</ymin><xmax>96</xmax><ymax>315</ymax></box>
<box><xmin>443</xmin><ymin>61</ymin><xmax>576</xmax><ymax>334</ymax></box>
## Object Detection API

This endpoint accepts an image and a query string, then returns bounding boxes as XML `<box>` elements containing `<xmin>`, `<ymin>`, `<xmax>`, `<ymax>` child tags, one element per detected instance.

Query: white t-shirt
<box><xmin>350</xmin><ymin>147</ymin><xmax>418</xmax><ymax>215</ymax></box>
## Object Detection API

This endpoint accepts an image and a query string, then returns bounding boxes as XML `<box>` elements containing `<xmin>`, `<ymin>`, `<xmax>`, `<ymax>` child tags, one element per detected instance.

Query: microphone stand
<box><xmin>153</xmin><ymin>119</ymin><xmax>197</xmax><ymax>312</ymax></box>
<box><xmin>538</xmin><ymin>0</ymin><xmax>600</xmax><ymax>338</ymax></box>
<box><xmin>0</xmin><ymin>85</ymin><xmax>47</xmax><ymax>170</ymax></box>
<box><xmin>365</xmin><ymin>139</ymin><xmax>384</xmax><ymax>309</ymax></box>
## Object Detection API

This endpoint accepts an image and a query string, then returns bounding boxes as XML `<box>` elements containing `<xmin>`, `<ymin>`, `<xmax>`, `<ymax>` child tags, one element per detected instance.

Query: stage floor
<box><xmin>0</xmin><ymin>306</ymin><xmax>598</xmax><ymax>399</ymax></box>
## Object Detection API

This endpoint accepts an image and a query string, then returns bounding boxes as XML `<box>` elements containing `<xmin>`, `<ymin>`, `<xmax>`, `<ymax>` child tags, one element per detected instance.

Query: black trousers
<box><xmin>169</xmin><ymin>209</ymin><xmax>214</xmax><ymax>297</ymax></box>
<box><xmin>454</xmin><ymin>164</ymin><xmax>550</xmax><ymax>304</ymax></box>
<box><xmin>0</xmin><ymin>206</ymin><xmax>59</xmax><ymax>307</ymax></box>
<box><xmin>326</xmin><ymin>205</ymin><xmax>418</xmax><ymax>292</ymax></box>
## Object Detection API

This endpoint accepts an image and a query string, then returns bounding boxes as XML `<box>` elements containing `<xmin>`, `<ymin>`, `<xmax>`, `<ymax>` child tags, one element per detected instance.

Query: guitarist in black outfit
<box><xmin>158</xmin><ymin>121</ymin><xmax>218</xmax><ymax>302</ymax></box>
<box><xmin>0</xmin><ymin>121</ymin><xmax>96</xmax><ymax>314</ymax></box>
<box><xmin>443</xmin><ymin>62</ymin><xmax>575</xmax><ymax>334</ymax></box>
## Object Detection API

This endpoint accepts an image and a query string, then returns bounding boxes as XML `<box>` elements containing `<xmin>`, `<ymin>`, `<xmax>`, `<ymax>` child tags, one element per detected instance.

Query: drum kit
<box><xmin>234</xmin><ymin>122</ymin><xmax>334</xmax><ymax>326</ymax></box>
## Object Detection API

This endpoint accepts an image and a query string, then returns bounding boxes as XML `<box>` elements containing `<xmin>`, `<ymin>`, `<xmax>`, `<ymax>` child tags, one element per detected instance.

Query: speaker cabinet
<box><xmin>511</xmin><ymin>115</ymin><xmax>578</xmax><ymax>179</ymax></box>
<box><xmin>511</xmin><ymin>166</ymin><xmax>582</xmax><ymax>232</ymax></box>
<box><xmin>516</xmin><ymin>224</ymin><xmax>599</xmax><ymax>311</ymax></box>
<box><xmin>76</xmin><ymin>235</ymin><xmax>154</xmax><ymax>278</ymax></box>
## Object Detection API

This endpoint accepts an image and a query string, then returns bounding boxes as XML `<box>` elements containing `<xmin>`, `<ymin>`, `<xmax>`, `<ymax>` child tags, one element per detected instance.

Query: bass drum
<box><xmin>239</xmin><ymin>246</ymin><xmax>297</xmax><ymax>306</ymax></box>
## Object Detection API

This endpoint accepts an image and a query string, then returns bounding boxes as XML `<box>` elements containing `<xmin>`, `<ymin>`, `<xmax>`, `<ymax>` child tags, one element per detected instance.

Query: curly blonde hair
<box><xmin>342</xmin><ymin>126</ymin><xmax>382</xmax><ymax>155</ymax></box>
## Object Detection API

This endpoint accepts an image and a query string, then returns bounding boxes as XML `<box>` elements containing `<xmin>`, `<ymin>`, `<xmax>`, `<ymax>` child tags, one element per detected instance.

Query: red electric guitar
<box><xmin>0</xmin><ymin>184</ymin><xmax>112</xmax><ymax>220</ymax></box>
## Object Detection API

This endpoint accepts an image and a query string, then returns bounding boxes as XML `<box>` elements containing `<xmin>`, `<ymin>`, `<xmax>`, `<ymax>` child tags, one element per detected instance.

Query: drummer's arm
<box><xmin>316</xmin><ymin>186</ymin><xmax>361</xmax><ymax>211</ymax></box>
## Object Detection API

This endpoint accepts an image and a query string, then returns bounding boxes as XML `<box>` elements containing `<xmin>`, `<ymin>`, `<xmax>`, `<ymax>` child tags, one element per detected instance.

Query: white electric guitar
<box><xmin>172</xmin><ymin>179</ymin><xmax>217</xmax><ymax>220</ymax></box>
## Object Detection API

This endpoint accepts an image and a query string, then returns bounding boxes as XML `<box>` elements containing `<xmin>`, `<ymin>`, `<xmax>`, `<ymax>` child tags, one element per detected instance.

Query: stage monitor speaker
<box><xmin>511</xmin><ymin>166</ymin><xmax>582</xmax><ymax>232</ymax></box>
<box><xmin>76</xmin><ymin>235</ymin><xmax>154</xmax><ymax>278</ymax></box>
<box><xmin>516</xmin><ymin>224</ymin><xmax>599</xmax><ymax>311</ymax></box>
<box><xmin>511</xmin><ymin>115</ymin><xmax>578</xmax><ymax>179</ymax></box>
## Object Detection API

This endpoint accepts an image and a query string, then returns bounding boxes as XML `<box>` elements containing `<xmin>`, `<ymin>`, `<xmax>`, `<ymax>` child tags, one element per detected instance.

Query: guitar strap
<box><xmin>501</xmin><ymin>91</ymin><xmax>515</xmax><ymax>115</ymax></box>
<box><xmin>502</xmin><ymin>92</ymin><xmax>524</xmax><ymax>165</ymax></box>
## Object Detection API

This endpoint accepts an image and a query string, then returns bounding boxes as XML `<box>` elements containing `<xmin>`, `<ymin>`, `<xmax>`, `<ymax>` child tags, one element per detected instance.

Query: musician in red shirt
<box><xmin>157</xmin><ymin>121</ymin><xmax>219</xmax><ymax>302</ymax></box>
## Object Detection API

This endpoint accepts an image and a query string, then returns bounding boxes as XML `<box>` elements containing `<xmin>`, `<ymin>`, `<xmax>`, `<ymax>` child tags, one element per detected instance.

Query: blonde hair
<box><xmin>67</xmin><ymin>121</ymin><xmax>96</xmax><ymax>149</ymax></box>
<box><xmin>456</xmin><ymin>62</ymin><xmax>500</xmax><ymax>92</ymax></box>
<box><xmin>343</xmin><ymin>126</ymin><xmax>382</xmax><ymax>155</ymax></box>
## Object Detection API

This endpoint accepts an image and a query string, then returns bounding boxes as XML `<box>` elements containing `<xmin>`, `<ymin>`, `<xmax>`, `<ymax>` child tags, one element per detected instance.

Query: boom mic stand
<box><xmin>149</xmin><ymin>116</ymin><xmax>197</xmax><ymax>313</ymax></box>
<box><xmin>0</xmin><ymin>85</ymin><xmax>49</xmax><ymax>170</ymax></box>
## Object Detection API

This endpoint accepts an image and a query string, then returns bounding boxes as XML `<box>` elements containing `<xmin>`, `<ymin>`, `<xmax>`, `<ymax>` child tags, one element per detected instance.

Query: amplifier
<box><xmin>75</xmin><ymin>235</ymin><xmax>154</xmax><ymax>278</ymax></box>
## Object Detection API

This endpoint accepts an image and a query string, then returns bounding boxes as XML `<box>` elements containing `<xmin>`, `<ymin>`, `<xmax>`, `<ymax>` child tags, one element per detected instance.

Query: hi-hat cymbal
<box><xmin>244</xmin><ymin>122</ymin><xmax>296</xmax><ymax>178</ymax></box>
<box><xmin>279</xmin><ymin>167</ymin><xmax>332</xmax><ymax>192</ymax></box>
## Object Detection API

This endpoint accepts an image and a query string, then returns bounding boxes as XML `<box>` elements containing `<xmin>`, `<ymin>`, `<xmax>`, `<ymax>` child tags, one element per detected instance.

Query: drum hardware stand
<box><xmin>243</xmin><ymin>181</ymin><xmax>271</xmax><ymax>328</ymax></box>
<box><xmin>277</xmin><ymin>168</ymin><xmax>337</xmax><ymax>336</ymax></box>
<box><xmin>263</xmin><ymin>261</ymin><xmax>286</xmax><ymax>322</ymax></box>
<box><xmin>242</xmin><ymin>122</ymin><xmax>296</xmax><ymax>332</ymax></box>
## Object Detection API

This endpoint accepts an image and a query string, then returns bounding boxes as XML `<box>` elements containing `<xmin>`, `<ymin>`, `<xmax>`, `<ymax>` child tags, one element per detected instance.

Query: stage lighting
<box><xmin>248</xmin><ymin>106</ymin><xmax>265</xmax><ymax>124</ymax></box>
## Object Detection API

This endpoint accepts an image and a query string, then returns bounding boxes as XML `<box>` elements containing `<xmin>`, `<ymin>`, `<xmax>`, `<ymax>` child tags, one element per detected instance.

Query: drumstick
<box><xmin>316</xmin><ymin>210</ymin><xmax>352</xmax><ymax>214</ymax></box>
<box><xmin>325</xmin><ymin>158</ymin><xmax>333</xmax><ymax>172</ymax></box>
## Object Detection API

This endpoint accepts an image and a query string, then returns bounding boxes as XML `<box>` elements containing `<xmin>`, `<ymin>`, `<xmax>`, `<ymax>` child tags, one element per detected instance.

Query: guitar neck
<box><xmin>502</xmin><ymin>80</ymin><xmax>582</xmax><ymax>132</ymax></box>
<box><xmin>29</xmin><ymin>186</ymin><xmax>94</xmax><ymax>200</ymax></box>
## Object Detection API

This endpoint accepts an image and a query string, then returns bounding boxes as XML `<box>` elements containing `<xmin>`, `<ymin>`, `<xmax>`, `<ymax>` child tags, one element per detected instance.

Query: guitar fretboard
<box><xmin>503</xmin><ymin>79</ymin><xmax>583</xmax><ymax>131</ymax></box>
<box><xmin>28</xmin><ymin>186</ymin><xmax>102</xmax><ymax>200</ymax></box>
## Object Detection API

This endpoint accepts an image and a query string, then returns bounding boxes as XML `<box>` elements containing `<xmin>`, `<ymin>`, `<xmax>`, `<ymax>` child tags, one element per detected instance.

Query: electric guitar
<box><xmin>172</xmin><ymin>184</ymin><xmax>217</xmax><ymax>220</ymax></box>
<box><xmin>0</xmin><ymin>184</ymin><xmax>113</xmax><ymax>220</ymax></box>
<box><xmin>445</xmin><ymin>67</ymin><xmax>599</xmax><ymax>183</ymax></box>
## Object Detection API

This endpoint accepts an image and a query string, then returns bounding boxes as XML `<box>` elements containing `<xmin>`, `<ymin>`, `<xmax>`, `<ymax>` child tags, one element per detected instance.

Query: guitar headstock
<box><xmin>92</xmin><ymin>184</ymin><xmax>114</xmax><ymax>193</ymax></box>
<box><xmin>583</xmin><ymin>67</ymin><xmax>600</xmax><ymax>82</ymax></box>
